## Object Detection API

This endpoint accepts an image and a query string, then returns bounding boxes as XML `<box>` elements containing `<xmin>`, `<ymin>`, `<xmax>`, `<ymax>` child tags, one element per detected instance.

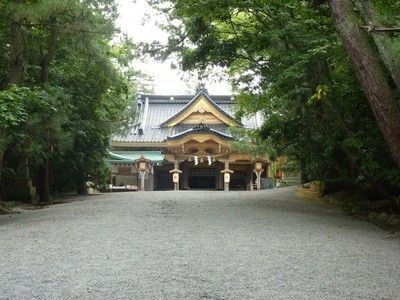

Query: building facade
<box><xmin>109</xmin><ymin>89</ymin><xmax>270</xmax><ymax>191</ymax></box>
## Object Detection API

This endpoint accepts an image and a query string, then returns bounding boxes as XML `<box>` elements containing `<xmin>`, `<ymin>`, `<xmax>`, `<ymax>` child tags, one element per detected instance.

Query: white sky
<box><xmin>116</xmin><ymin>0</ymin><xmax>231</xmax><ymax>95</ymax></box>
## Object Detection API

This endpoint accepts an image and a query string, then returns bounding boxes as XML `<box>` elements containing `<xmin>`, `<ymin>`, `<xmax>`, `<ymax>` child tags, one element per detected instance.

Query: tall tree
<box><xmin>9</xmin><ymin>0</ymin><xmax>25</xmax><ymax>85</ymax></box>
<box><xmin>328</xmin><ymin>0</ymin><xmax>400</xmax><ymax>169</ymax></box>
<box><xmin>0</xmin><ymin>0</ymin><xmax>137</xmax><ymax>205</ymax></box>
<box><xmin>355</xmin><ymin>0</ymin><xmax>400</xmax><ymax>90</ymax></box>
<box><xmin>0</xmin><ymin>87</ymin><xmax>29</xmax><ymax>202</ymax></box>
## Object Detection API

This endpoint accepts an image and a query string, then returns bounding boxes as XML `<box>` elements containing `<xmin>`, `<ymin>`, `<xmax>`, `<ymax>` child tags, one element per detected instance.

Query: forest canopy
<box><xmin>146</xmin><ymin>0</ymin><xmax>400</xmax><ymax>200</ymax></box>
<box><xmin>0</xmin><ymin>0</ymin><xmax>138</xmax><ymax>203</ymax></box>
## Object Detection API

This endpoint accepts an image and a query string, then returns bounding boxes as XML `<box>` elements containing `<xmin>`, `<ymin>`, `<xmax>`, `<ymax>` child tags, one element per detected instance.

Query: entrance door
<box><xmin>230</xmin><ymin>171</ymin><xmax>247</xmax><ymax>190</ymax></box>
<box><xmin>154</xmin><ymin>166</ymin><xmax>174</xmax><ymax>190</ymax></box>
<box><xmin>187</xmin><ymin>165</ymin><xmax>218</xmax><ymax>190</ymax></box>
<box><xmin>189</xmin><ymin>176</ymin><xmax>216</xmax><ymax>189</ymax></box>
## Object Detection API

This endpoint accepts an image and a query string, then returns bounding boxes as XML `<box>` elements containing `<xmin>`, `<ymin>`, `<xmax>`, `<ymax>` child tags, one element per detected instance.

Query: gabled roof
<box><xmin>109</xmin><ymin>151</ymin><xmax>164</xmax><ymax>164</ymax></box>
<box><xmin>111</xmin><ymin>91</ymin><xmax>264</xmax><ymax>144</ymax></box>
<box><xmin>158</xmin><ymin>89</ymin><xmax>242</xmax><ymax>127</ymax></box>
<box><xmin>167</xmin><ymin>124</ymin><xmax>233</xmax><ymax>141</ymax></box>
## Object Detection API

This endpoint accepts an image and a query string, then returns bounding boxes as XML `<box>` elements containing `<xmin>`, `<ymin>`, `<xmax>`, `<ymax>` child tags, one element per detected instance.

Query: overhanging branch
<box><xmin>361</xmin><ymin>23</ymin><xmax>400</xmax><ymax>32</ymax></box>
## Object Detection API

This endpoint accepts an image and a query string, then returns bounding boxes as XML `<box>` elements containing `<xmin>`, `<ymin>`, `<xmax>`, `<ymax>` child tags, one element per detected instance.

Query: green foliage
<box><xmin>149</xmin><ymin>0</ymin><xmax>400</xmax><ymax>195</ymax></box>
<box><xmin>0</xmin><ymin>85</ymin><xmax>71</xmax><ymax>155</ymax></box>
<box><xmin>229</xmin><ymin>127</ymin><xmax>276</xmax><ymax>160</ymax></box>
<box><xmin>0</xmin><ymin>87</ymin><xmax>29</xmax><ymax>129</ymax></box>
<box><xmin>0</xmin><ymin>0</ymin><xmax>139</xmax><ymax>198</ymax></box>
<box><xmin>0</xmin><ymin>86</ymin><xmax>30</xmax><ymax>151</ymax></box>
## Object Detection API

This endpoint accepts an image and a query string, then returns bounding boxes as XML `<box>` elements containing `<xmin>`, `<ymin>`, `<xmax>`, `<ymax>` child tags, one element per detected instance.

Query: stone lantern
<box><xmin>136</xmin><ymin>155</ymin><xmax>150</xmax><ymax>191</ymax></box>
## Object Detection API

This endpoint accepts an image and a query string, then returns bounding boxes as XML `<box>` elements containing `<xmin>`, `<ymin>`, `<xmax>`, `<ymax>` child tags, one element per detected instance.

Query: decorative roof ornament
<box><xmin>195</xmin><ymin>83</ymin><xmax>208</xmax><ymax>95</ymax></box>
<box><xmin>193</xmin><ymin>123</ymin><xmax>209</xmax><ymax>130</ymax></box>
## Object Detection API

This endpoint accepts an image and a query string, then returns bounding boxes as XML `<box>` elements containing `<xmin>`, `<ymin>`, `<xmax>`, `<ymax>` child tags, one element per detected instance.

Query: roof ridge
<box><xmin>158</xmin><ymin>91</ymin><xmax>241</xmax><ymax>127</ymax></box>
<box><xmin>138</xmin><ymin>93</ymin><xmax>234</xmax><ymax>102</ymax></box>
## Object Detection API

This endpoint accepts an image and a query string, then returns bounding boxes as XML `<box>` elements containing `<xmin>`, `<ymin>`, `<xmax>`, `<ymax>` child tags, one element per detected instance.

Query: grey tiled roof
<box><xmin>112</xmin><ymin>91</ymin><xmax>264</xmax><ymax>143</ymax></box>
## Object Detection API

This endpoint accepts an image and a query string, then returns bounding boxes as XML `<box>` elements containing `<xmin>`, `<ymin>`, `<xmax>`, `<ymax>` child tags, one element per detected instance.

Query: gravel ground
<box><xmin>0</xmin><ymin>186</ymin><xmax>399</xmax><ymax>299</ymax></box>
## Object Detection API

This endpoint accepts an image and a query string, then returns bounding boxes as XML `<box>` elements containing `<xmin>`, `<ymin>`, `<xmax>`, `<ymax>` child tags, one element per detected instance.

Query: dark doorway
<box><xmin>154</xmin><ymin>166</ymin><xmax>174</xmax><ymax>190</ymax></box>
<box><xmin>189</xmin><ymin>176</ymin><xmax>216</xmax><ymax>189</ymax></box>
<box><xmin>230</xmin><ymin>171</ymin><xmax>247</xmax><ymax>190</ymax></box>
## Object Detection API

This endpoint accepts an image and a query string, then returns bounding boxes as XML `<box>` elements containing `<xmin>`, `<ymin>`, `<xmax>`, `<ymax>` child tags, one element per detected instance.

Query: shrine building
<box><xmin>109</xmin><ymin>88</ymin><xmax>270</xmax><ymax>191</ymax></box>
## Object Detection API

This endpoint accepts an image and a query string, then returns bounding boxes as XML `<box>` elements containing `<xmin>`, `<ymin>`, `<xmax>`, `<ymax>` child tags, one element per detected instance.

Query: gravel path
<box><xmin>0</xmin><ymin>187</ymin><xmax>399</xmax><ymax>299</ymax></box>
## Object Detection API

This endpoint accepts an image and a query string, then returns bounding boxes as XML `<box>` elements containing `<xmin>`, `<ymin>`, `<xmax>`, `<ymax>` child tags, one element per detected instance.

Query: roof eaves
<box><xmin>167</xmin><ymin>128</ymin><xmax>195</xmax><ymax>139</ymax></box>
<box><xmin>166</xmin><ymin>125</ymin><xmax>233</xmax><ymax>141</ymax></box>
<box><xmin>209</xmin><ymin>128</ymin><xmax>233</xmax><ymax>139</ymax></box>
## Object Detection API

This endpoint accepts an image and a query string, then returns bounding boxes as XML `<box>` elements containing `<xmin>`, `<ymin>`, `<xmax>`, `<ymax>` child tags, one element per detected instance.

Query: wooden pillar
<box><xmin>224</xmin><ymin>161</ymin><xmax>229</xmax><ymax>191</ymax></box>
<box><xmin>169</xmin><ymin>160</ymin><xmax>182</xmax><ymax>191</ymax></box>
<box><xmin>149</xmin><ymin>165</ymin><xmax>154</xmax><ymax>191</ymax></box>
<box><xmin>221</xmin><ymin>160</ymin><xmax>233</xmax><ymax>192</ymax></box>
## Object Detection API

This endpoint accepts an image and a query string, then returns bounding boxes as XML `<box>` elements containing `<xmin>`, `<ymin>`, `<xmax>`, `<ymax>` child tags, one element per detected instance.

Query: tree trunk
<box><xmin>299</xmin><ymin>158</ymin><xmax>308</xmax><ymax>184</ymax></box>
<box><xmin>37</xmin><ymin>17</ymin><xmax>58</xmax><ymax>203</ymax></box>
<box><xmin>76</xmin><ymin>172</ymin><xmax>86</xmax><ymax>194</ymax></box>
<box><xmin>329</xmin><ymin>0</ymin><xmax>400</xmax><ymax>169</ymax></box>
<box><xmin>355</xmin><ymin>0</ymin><xmax>400</xmax><ymax>90</ymax></box>
<box><xmin>10</xmin><ymin>21</ymin><xmax>24</xmax><ymax>84</ymax></box>
<box><xmin>0</xmin><ymin>150</ymin><xmax>3</xmax><ymax>202</ymax></box>
<box><xmin>40</xmin><ymin>17</ymin><xmax>58</xmax><ymax>84</ymax></box>
<box><xmin>37</xmin><ymin>159</ymin><xmax>50</xmax><ymax>203</ymax></box>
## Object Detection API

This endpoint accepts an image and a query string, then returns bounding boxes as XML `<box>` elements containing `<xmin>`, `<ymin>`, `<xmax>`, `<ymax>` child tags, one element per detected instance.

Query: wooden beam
<box><xmin>373</xmin><ymin>27</ymin><xmax>400</xmax><ymax>32</ymax></box>
<box><xmin>361</xmin><ymin>24</ymin><xmax>400</xmax><ymax>33</ymax></box>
